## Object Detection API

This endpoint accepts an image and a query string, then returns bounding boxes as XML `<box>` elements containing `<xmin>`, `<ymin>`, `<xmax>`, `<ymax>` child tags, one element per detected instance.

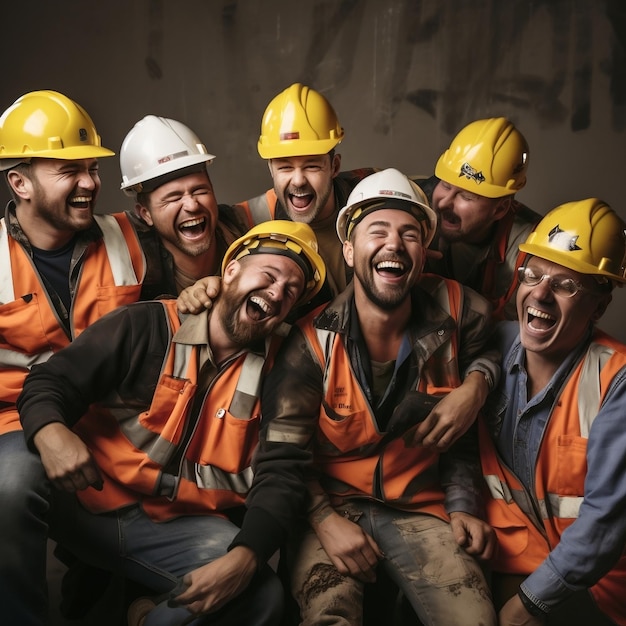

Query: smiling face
<box><xmin>217</xmin><ymin>254</ymin><xmax>305</xmax><ymax>346</ymax></box>
<box><xmin>431</xmin><ymin>180</ymin><xmax>509</xmax><ymax>244</ymax></box>
<box><xmin>267</xmin><ymin>153</ymin><xmax>340</xmax><ymax>224</ymax></box>
<box><xmin>517</xmin><ymin>256</ymin><xmax>611</xmax><ymax>365</ymax></box>
<box><xmin>343</xmin><ymin>208</ymin><xmax>425</xmax><ymax>311</ymax></box>
<box><xmin>10</xmin><ymin>157</ymin><xmax>102</xmax><ymax>246</ymax></box>
<box><xmin>138</xmin><ymin>170</ymin><xmax>218</xmax><ymax>257</ymax></box>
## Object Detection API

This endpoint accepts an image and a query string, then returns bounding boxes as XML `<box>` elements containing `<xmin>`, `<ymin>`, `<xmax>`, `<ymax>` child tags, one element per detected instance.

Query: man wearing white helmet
<box><xmin>0</xmin><ymin>93</ymin><xmax>240</xmax><ymax>624</ymax></box>
<box><xmin>420</xmin><ymin>117</ymin><xmax>541</xmax><ymax>320</ymax></box>
<box><xmin>119</xmin><ymin>114</ymin><xmax>245</xmax><ymax>300</ymax></box>
<box><xmin>256</xmin><ymin>168</ymin><xmax>499</xmax><ymax>625</ymax></box>
<box><xmin>17</xmin><ymin>220</ymin><xmax>325</xmax><ymax>626</ymax></box>
<box><xmin>478</xmin><ymin>199</ymin><xmax>626</xmax><ymax>626</ymax></box>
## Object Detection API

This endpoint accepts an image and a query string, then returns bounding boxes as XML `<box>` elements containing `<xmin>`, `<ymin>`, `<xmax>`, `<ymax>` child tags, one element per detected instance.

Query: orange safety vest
<box><xmin>479</xmin><ymin>333</ymin><xmax>626</xmax><ymax>624</ymax></box>
<box><xmin>301</xmin><ymin>277</ymin><xmax>463</xmax><ymax>516</ymax></box>
<box><xmin>233</xmin><ymin>169</ymin><xmax>377</xmax><ymax>227</ymax></box>
<box><xmin>0</xmin><ymin>213</ymin><xmax>146</xmax><ymax>432</ymax></box>
<box><xmin>73</xmin><ymin>299</ymin><xmax>271</xmax><ymax>521</ymax></box>
<box><xmin>482</xmin><ymin>204</ymin><xmax>538</xmax><ymax>321</ymax></box>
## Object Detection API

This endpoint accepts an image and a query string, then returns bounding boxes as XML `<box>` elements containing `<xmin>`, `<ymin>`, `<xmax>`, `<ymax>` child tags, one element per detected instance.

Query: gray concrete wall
<box><xmin>2</xmin><ymin>0</ymin><xmax>625</xmax><ymax>339</ymax></box>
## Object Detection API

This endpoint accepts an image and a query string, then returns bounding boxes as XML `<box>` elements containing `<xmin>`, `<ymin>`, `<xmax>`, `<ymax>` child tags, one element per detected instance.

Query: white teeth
<box><xmin>376</xmin><ymin>261</ymin><xmax>404</xmax><ymax>270</ymax></box>
<box><xmin>250</xmin><ymin>296</ymin><xmax>270</xmax><ymax>314</ymax></box>
<box><xmin>180</xmin><ymin>218</ymin><xmax>204</xmax><ymax>228</ymax></box>
<box><xmin>527</xmin><ymin>306</ymin><xmax>554</xmax><ymax>320</ymax></box>
<box><xmin>71</xmin><ymin>196</ymin><xmax>91</xmax><ymax>203</ymax></box>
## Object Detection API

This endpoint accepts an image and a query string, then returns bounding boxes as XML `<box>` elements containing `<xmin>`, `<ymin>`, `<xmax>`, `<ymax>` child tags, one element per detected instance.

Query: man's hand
<box><xmin>170</xmin><ymin>546</ymin><xmax>258</xmax><ymax>616</ymax></box>
<box><xmin>449</xmin><ymin>511</ymin><xmax>496</xmax><ymax>560</ymax></box>
<box><xmin>499</xmin><ymin>593</ymin><xmax>546</xmax><ymax>626</ymax></box>
<box><xmin>313</xmin><ymin>511</ymin><xmax>383</xmax><ymax>583</ymax></box>
<box><xmin>33</xmin><ymin>422</ymin><xmax>102</xmax><ymax>492</ymax></box>
<box><xmin>176</xmin><ymin>276</ymin><xmax>222</xmax><ymax>314</ymax></box>
<box><xmin>410</xmin><ymin>371</ymin><xmax>488</xmax><ymax>449</ymax></box>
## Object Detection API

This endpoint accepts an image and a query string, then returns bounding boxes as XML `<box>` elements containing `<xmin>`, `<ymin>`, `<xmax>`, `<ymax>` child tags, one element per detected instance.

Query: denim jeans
<box><xmin>0</xmin><ymin>427</ymin><xmax>282</xmax><ymax>626</ymax></box>
<box><xmin>289</xmin><ymin>500</ymin><xmax>496</xmax><ymax>626</ymax></box>
<box><xmin>48</xmin><ymin>491</ymin><xmax>283</xmax><ymax>625</ymax></box>
<box><xmin>0</xmin><ymin>430</ymin><xmax>51</xmax><ymax>626</ymax></box>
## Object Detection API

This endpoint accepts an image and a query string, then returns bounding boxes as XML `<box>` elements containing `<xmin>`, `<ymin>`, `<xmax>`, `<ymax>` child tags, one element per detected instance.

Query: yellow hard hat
<box><xmin>0</xmin><ymin>90</ymin><xmax>114</xmax><ymax>170</ymax></box>
<box><xmin>222</xmin><ymin>220</ymin><xmax>326</xmax><ymax>305</ymax></box>
<box><xmin>435</xmin><ymin>117</ymin><xmax>528</xmax><ymax>198</ymax></box>
<box><xmin>519</xmin><ymin>198</ymin><xmax>626</xmax><ymax>283</ymax></box>
<box><xmin>257</xmin><ymin>83</ymin><xmax>344</xmax><ymax>159</ymax></box>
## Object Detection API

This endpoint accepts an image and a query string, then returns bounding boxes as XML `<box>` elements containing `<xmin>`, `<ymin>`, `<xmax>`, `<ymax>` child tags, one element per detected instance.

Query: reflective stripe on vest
<box><xmin>484</xmin><ymin>341</ymin><xmax>616</xmax><ymax>521</ymax></box>
<box><xmin>297</xmin><ymin>279</ymin><xmax>463</xmax><ymax>507</ymax></box>
<box><xmin>246</xmin><ymin>191</ymin><xmax>275</xmax><ymax>224</ymax></box>
<box><xmin>0</xmin><ymin>215</ymin><xmax>145</xmax><ymax>393</ymax></box>
<box><xmin>0</xmin><ymin>222</ymin><xmax>14</xmax><ymax>303</ymax></box>
<box><xmin>114</xmin><ymin>302</ymin><xmax>267</xmax><ymax>501</ymax></box>
<box><xmin>94</xmin><ymin>215</ymin><xmax>146</xmax><ymax>286</ymax></box>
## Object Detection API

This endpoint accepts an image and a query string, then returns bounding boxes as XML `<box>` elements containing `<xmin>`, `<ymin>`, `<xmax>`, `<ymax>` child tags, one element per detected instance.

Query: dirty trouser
<box><xmin>290</xmin><ymin>501</ymin><xmax>496</xmax><ymax>626</ymax></box>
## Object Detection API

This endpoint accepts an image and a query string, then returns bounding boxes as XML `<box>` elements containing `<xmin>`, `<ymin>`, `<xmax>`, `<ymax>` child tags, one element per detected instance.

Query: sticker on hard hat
<box><xmin>280</xmin><ymin>132</ymin><xmax>300</xmax><ymax>141</ymax></box>
<box><xmin>379</xmin><ymin>189</ymin><xmax>411</xmax><ymax>200</ymax></box>
<box><xmin>548</xmin><ymin>226</ymin><xmax>582</xmax><ymax>251</ymax></box>
<box><xmin>459</xmin><ymin>163</ymin><xmax>486</xmax><ymax>184</ymax></box>
<box><xmin>79</xmin><ymin>128</ymin><xmax>88</xmax><ymax>142</ymax></box>
<box><xmin>157</xmin><ymin>150</ymin><xmax>189</xmax><ymax>164</ymax></box>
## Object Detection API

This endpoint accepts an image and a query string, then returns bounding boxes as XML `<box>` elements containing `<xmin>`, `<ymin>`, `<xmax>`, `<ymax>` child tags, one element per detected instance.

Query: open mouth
<box><xmin>527</xmin><ymin>305</ymin><xmax>556</xmax><ymax>331</ymax></box>
<box><xmin>178</xmin><ymin>217</ymin><xmax>207</xmax><ymax>238</ymax></box>
<box><xmin>375</xmin><ymin>260</ymin><xmax>408</xmax><ymax>278</ymax></box>
<box><xmin>246</xmin><ymin>295</ymin><xmax>272</xmax><ymax>321</ymax></box>
<box><xmin>69</xmin><ymin>195</ymin><xmax>92</xmax><ymax>209</ymax></box>
<box><xmin>439</xmin><ymin>210</ymin><xmax>460</xmax><ymax>227</ymax></box>
<box><xmin>289</xmin><ymin>192</ymin><xmax>314</xmax><ymax>210</ymax></box>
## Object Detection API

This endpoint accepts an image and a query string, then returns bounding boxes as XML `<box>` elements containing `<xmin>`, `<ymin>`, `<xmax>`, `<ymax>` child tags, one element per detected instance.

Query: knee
<box><xmin>296</xmin><ymin>563</ymin><xmax>361</xmax><ymax>624</ymax></box>
<box><xmin>0</xmin><ymin>433</ymin><xmax>49</xmax><ymax>522</ymax></box>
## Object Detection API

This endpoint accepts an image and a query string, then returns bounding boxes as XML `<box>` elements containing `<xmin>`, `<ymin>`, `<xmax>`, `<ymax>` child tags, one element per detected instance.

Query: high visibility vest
<box><xmin>73</xmin><ymin>299</ymin><xmax>271</xmax><ymax>521</ymax></box>
<box><xmin>301</xmin><ymin>277</ymin><xmax>463</xmax><ymax>515</ymax></box>
<box><xmin>482</xmin><ymin>204</ymin><xmax>539</xmax><ymax>320</ymax></box>
<box><xmin>479</xmin><ymin>333</ymin><xmax>626</xmax><ymax>624</ymax></box>
<box><xmin>0</xmin><ymin>214</ymin><xmax>145</xmax><ymax>432</ymax></box>
<box><xmin>233</xmin><ymin>169</ymin><xmax>377</xmax><ymax>227</ymax></box>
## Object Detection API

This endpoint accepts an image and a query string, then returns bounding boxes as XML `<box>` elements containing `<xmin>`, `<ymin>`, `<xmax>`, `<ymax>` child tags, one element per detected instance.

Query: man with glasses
<box><xmin>478</xmin><ymin>198</ymin><xmax>626</xmax><ymax>626</ymax></box>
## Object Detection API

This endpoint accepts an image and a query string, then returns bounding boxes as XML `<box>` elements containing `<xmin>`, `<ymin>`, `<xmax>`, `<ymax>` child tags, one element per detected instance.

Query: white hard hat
<box><xmin>336</xmin><ymin>168</ymin><xmax>437</xmax><ymax>245</ymax></box>
<box><xmin>119</xmin><ymin>115</ymin><xmax>215</xmax><ymax>195</ymax></box>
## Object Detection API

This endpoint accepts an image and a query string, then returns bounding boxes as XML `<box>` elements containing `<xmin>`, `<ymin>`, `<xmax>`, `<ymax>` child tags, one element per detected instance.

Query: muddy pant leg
<box><xmin>290</xmin><ymin>525</ymin><xmax>364</xmax><ymax>626</ymax></box>
<box><xmin>368</xmin><ymin>508</ymin><xmax>496</xmax><ymax>626</ymax></box>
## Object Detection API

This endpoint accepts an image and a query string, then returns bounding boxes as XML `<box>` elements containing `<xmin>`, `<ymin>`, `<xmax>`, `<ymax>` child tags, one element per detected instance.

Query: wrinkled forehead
<box><xmin>240</xmin><ymin>252</ymin><xmax>305</xmax><ymax>285</ymax></box>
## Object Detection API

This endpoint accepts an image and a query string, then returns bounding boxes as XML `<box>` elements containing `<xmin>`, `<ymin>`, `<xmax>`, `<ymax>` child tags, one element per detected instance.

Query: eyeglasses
<box><xmin>517</xmin><ymin>266</ymin><xmax>590</xmax><ymax>298</ymax></box>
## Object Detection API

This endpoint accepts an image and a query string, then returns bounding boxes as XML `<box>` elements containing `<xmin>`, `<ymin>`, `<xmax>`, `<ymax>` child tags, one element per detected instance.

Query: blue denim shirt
<box><xmin>490</xmin><ymin>322</ymin><xmax>626</xmax><ymax>610</ymax></box>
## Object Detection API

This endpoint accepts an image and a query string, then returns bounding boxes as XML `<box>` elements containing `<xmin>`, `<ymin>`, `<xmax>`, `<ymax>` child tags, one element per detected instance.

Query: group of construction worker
<box><xmin>0</xmin><ymin>83</ymin><xmax>625</xmax><ymax>626</ymax></box>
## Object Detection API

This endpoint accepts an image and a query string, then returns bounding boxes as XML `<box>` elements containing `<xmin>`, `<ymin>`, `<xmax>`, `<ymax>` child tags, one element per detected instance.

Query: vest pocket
<box><xmin>555</xmin><ymin>435</ymin><xmax>587</xmax><ymax>496</ymax></box>
<box><xmin>193</xmin><ymin>410</ymin><xmax>260</xmax><ymax>472</ymax></box>
<box><xmin>489</xmin><ymin>516</ymin><xmax>530</xmax><ymax>558</ymax></box>
<box><xmin>139</xmin><ymin>374</ymin><xmax>196</xmax><ymax>445</ymax></box>
<box><xmin>318</xmin><ymin>404</ymin><xmax>379</xmax><ymax>453</ymax></box>
<box><xmin>0</xmin><ymin>294</ymin><xmax>50</xmax><ymax>353</ymax></box>
<box><xmin>95</xmin><ymin>284</ymin><xmax>143</xmax><ymax>317</ymax></box>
